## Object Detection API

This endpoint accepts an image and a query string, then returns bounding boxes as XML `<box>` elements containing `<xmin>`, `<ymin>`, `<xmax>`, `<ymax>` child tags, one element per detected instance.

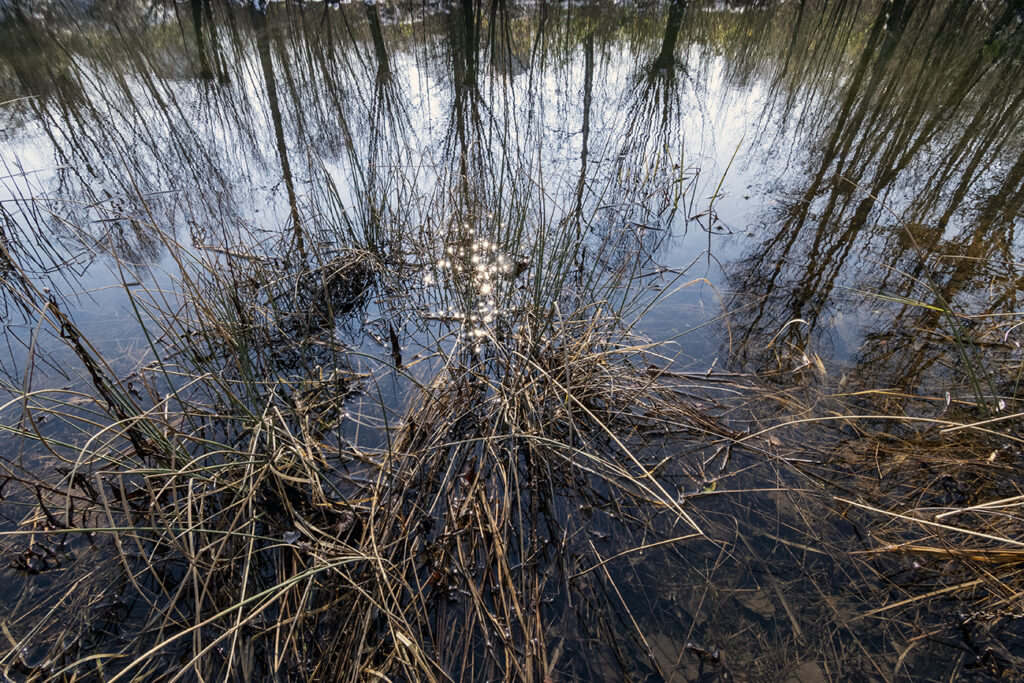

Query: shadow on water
<box><xmin>0</xmin><ymin>0</ymin><xmax>1023</xmax><ymax>680</ymax></box>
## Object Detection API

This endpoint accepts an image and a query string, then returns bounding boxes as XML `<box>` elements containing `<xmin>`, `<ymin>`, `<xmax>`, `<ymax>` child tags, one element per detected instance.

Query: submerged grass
<box><xmin>732</xmin><ymin>317</ymin><xmax>1024</xmax><ymax>674</ymax></box>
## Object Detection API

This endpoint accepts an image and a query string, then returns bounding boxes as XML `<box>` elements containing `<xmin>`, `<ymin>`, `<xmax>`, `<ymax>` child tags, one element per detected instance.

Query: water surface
<box><xmin>1</xmin><ymin>1</ymin><xmax>1023</xmax><ymax>680</ymax></box>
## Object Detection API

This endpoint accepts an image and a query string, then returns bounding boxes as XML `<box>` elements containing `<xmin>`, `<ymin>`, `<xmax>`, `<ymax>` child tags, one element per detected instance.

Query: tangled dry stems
<box><xmin>0</xmin><ymin>223</ymin><xmax>743</xmax><ymax>681</ymax></box>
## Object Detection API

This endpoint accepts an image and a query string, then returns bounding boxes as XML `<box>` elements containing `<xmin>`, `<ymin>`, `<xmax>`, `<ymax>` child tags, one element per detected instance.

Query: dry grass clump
<box><xmin>344</xmin><ymin>300</ymin><xmax>738</xmax><ymax>680</ymax></box>
<box><xmin>0</xmin><ymin>237</ymin><xmax>391</xmax><ymax>680</ymax></box>
<box><xmin>0</xmin><ymin>209</ymin><xmax>737</xmax><ymax>681</ymax></box>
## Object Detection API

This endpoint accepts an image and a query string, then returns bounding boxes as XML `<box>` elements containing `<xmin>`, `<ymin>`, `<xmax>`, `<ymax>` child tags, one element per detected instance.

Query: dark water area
<box><xmin>1</xmin><ymin>0</ymin><xmax>1023</xmax><ymax>680</ymax></box>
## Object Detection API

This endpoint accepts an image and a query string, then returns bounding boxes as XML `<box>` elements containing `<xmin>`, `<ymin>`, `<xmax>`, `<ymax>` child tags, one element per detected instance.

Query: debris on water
<box><xmin>388</xmin><ymin>323</ymin><xmax>402</xmax><ymax>367</ymax></box>
<box><xmin>9</xmin><ymin>544</ymin><xmax>64</xmax><ymax>574</ymax></box>
<box><xmin>685</xmin><ymin>641</ymin><xmax>721</xmax><ymax>664</ymax></box>
<box><xmin>127</xmin><ymin>380</ymin><xmax>142</xmax><ymax>399</ymax></box>
<box><xmin>10</xmin><ymin>549</ymin><xmax>47</xmax><ymax>574</ymax></box>
<box><xmin>784</xmin><ymin>662</ymin><xmax>825</xmax><ymax>683</ymax></box>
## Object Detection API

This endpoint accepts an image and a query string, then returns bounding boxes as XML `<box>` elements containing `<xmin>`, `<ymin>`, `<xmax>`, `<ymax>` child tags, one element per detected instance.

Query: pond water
<box><xmin>1</xmin><ymin>0</ymin><xmax>1023</xmax><ymax>680</ymax></box>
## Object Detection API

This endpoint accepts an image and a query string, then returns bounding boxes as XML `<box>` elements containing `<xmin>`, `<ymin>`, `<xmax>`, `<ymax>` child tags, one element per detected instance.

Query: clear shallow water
<box><xmin>1</xmin><ymin>1</ymin><xmax>1023</xmax><ymax>680</ymax></box>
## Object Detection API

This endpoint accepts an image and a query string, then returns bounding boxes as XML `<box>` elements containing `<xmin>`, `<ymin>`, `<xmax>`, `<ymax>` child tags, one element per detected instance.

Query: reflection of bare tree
<box><xmin>726</xmin><ymin>0</ymin><xmax>1024</xmax><ymax>396</ymax></box>
<box><xmin>191</xmin><ymin>0</ymin><xmax>215</xmax><ymax>80</ymax></box>
<box><xmin>652</xmin><ymin>0</ymin><xmax>686</xmax><ymax>73</ymax></box>
<box><xmin>252</xmin><ymin>4</ymin><xmax>305</xmax><ymax>256</ymax></box>
<box><xmin>365</xmin><ymin>1</ymin><xmax>392</xmax><ymax>82</ymax></box>
<box><xmin>488</xmin><ymin>0</ymin><xmax>526</xmax><ymax>77</ymax></box>
<box><xmin>589</xmin><ymin>0</ymin><xmax>693</xmax><ymax>272</ymax></box>
<box><xmin>429</xmin><ymin>0</ymin><xmax>526</xmax><ymax>236</ymax></box>
<box><xmin>446</xmin><ymin>0</ymin><xmax>486</xmax><ymax>203</ymax></box>
<box><xmin>0</xmin><ymin>1</ymin><xmax>414</xmax><ymax>264</ymax></box>
<box><xmin>0</xmin><ymin>4</ymin><xmax>246</xmax><ymax>260</ymax></box>
<box><xmin>2</xmin><ymin>0</ymin><xmax>1022</xmax><ymax>399</ymax></box>
<box><xmin>571</xmin><ymin>31</ymin><xmax>594</xmax><ymax>220</ymax></box>
<box><xmin>344</xmin><ymin>3</ymin><xmax>416</xmax><ymax>256</ymax></box>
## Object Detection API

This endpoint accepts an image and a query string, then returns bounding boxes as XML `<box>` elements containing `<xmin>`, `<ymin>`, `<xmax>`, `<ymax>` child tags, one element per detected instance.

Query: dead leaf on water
<box><xmin>785</xmin><ymin>661</ymin><xmax>825</xmax><ymax>683</ymax></box>
<box><xmin>736</xmin><ymin>589</ymin><xmax>776</xmax><ymax>619</ymax></box>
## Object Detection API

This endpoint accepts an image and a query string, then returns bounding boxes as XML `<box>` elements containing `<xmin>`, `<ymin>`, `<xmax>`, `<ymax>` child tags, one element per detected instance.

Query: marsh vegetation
<box><xmin>0</xmin><ymin>0</ymin><xmax>1023</xmax><ymax>680</ymax></box>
